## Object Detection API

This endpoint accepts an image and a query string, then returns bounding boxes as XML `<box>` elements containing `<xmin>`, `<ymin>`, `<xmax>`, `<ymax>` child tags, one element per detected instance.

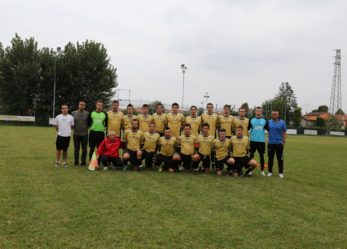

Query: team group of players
<box><xmin>54</xmin><ymin>99</ymin><xmax>287</xmax><ymax>177</ymax></box>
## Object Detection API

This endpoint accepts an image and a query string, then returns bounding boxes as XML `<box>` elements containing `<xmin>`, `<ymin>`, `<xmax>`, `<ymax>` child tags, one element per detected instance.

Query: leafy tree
<box><xmin>316</xmin><ymin>117</ymin><xmax>326</xmax><ymax>128</ymax></box>
<box><xmin>293</xmin><ymin>107</ymin><xmax>302</xmax><ymax>127</ymax></box>
<box><xmin>327</xmin><ymin>116</ymin><xmax>343</xmax><ymax>131</ymax></box>
<box><xmin>0</xmin><ymin>34</ymin><xmax>40</xmax><ymax>115</ymax></box>
<box><xmin>335</xmin><ymin>108</ymin><xmax>345</xmax><ymax>115</ymax></box>
<box><xmin>317</xmin><ymin>105</ymin><xmax>329</xmax><ymax>112</ymax></box>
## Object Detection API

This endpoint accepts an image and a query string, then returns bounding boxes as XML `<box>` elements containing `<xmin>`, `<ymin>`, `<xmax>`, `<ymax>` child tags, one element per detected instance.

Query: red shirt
<box><xmin>97</xmin><ymin>137</ymin><xmax>121</xmax><ymax>158</ymax></box>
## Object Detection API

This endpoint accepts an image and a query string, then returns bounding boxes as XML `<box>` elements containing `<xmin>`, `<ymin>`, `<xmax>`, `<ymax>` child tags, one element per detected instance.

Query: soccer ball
<box><xmin>192</xmin><ymin>153</ymin><xmax>201</xmax><ymax>162</ymax></box>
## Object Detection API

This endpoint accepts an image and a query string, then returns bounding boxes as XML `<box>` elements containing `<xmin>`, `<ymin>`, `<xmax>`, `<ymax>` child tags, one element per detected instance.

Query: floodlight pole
<box><xmin>181</xmin><ymin>64</ymin><xmax>187</xmax><ymax>111</ymax></box>
<box><xmin>52</xmin><ymin>47</ymin><xmax>62</xmax><ymax>118</ymax></box>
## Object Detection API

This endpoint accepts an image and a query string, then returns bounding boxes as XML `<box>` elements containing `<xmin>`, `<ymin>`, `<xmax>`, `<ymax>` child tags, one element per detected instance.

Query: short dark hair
<box><xmin>236</xmin><ymin>125</ymin><xmax>244</xmax><ymax>130</ymax></box>
<box><xmin>219</xmin><ymin>128</ymin><xmax>226</xmax><ymax>133</ymax></box>
<box><xmin>202</xmin><ymin>123</ymin><xmax>210</xmax><ymax>128</ymax></box>
<box><xmin>61</xmin><ymin>103</ymin><xmax>68</xmax><ymax>108</ymax></box>
<box><xmin>112</xmin><ymin>100</ymin><xmax>119</xmax><ymax>104</ymax></box>
<box><xmin>184</xmin><ymin>123</ymin><xmax>191</xmax><ymax>128</ymax></box>
<box><xmin>255</xmin><ymin>106</ymin><xmax>262</xmax><ymax>110</ymax></box>
<box><xmin>172</xmin><ymin>102</ymin><xmax>179</xmax><ymax>108</ymax></box>
<box><xmin>156</xmin><ymin>103</ymin><xmax>163</xmax><ymax>108</ymax></box>
<box><xmin>142</xmin><ymin>104</ymin><xmax>149</xmax><ymax>108</ymax></box>
<box><xmin>131</xmin><ymin>119</ymin><xmax>139</xmax><ymax>126</ymax></box>
<box><xmin>127</xmin><ymin>103</ymin><xmax>134</xmax><ymax>108</ymax></box>
<box><xmin>190</xmin><ymin>105</ymin><xmax>197</xmax><ymax>110</ymax></box>
<box><xmin>164</xmin><ymin>126</ymin><xmax>170</xmax><ymax>131</ymax></box>
<box><xmin>96</xmin><ymin>99</ymin><xmax>103</xmax><ymax>104</ymax></box>
<box><xmin>207</xmin><ymin>103</ymin><xmax>213</xmax><ymax>108</ymax></box>
<box><xmin>79</xmin><ymin>100</ymin><xmax>86</xmax><ymax>104</ymax></box>
<box><xmin>223</xmin><ymin>104</ymin><xmax>231</xmax><ymax>109</ymax></box>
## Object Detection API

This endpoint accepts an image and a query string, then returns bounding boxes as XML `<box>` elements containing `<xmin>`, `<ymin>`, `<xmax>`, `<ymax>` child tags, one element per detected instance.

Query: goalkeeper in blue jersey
<box><xmin>248</xmin><ymin>106</ymin><xmax>268</xmax><ymax>175</ymax></box>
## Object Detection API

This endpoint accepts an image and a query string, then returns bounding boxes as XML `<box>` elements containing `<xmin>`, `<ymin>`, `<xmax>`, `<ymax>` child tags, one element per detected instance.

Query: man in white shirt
<box><xmin>55</xmin><ymin>104</ymin><xmax>74</xmax><ymax>167</ymax></box>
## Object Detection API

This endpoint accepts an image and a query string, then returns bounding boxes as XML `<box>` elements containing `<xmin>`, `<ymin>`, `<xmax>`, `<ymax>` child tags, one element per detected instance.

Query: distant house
<box><xmin>301</xmin><ymin>112</ymin><xmax>330</xmax><ymax>127</ymax></box>
<box><xmin>335</xmin><ymin>114</ymin><xmax>347</xmax><ymax>128</ymax></box>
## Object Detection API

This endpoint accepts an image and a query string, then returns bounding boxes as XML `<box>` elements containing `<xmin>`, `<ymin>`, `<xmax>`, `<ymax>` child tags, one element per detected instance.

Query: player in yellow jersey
<box><xmin>233</xmin><ymin>107</ymin><xmax>249</xmax><ymax>137</ymax></box>
<box><xmin>142</xmin><ymin>122</ymin><xmax>160</xmax><ymax>169</ymax></box>
<box><xmin>138</xmin><ymin>104</ymin><xmax>154</xmax><ymax>133</ymax></box>
<box><xmin>176</xmin><ymin>124</ymin><xmax>197</xmax><ymax>172</ymax></box>
<box><xmin>123</xmin><ymin>119</ymin><xmax>144</xmax><ymax>171</ymax></box>
<box><xmin>231</xmin><ymin>126</ymin><xmax>257</xmax><ymax>177</ymax></box>
<box><xmin>184</xmin><ymin>105</ymin><xmax>202</xmax><ymax>136</ymax></box>
<box><xmin>122</xmin><ymin>103</ymin><xmax>137</xmax><ymax>132</ymax></box>
<box><xmin>155</xmin><ymin>127</ymin><xmax>178</xmax><ymax>172</ymax></box>
<box><xmin>212</xmin><ymin>129</ymin><xmax>235</xmax><ymax>176</ymax></box>
<box><xmin>107</xmin><ymin>100</ymin><xmax>124</xmax><ymax>137</ymax></box>
<box><xmin>201</xmin><ymin>103</ymin><xmax>218</xmax><ymax>137</ymax></box>
<box><xmin>218</xmin><ymin>104</ymin><xmax>234</xmax><ymax>139</ymax></box>
<box><xmin>166</xmin><ymin>102</ymin><xmax>185</xmax><ymax>138</ymax></box>
<box><xmin>193</xmin><ymin>123</ymin><xmax>214</xmax><ymax>173</ymax></box>
<box><xmin>152</xmin><ymin>103</ymin><xmax>167</xmax><ymax>136</ymax></box>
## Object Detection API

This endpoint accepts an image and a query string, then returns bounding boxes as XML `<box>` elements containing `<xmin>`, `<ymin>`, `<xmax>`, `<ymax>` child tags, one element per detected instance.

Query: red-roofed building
<box><xmin>301</xmin><ymin>112</ymin><xmax>330</xmax><ymax>127</ymax></box>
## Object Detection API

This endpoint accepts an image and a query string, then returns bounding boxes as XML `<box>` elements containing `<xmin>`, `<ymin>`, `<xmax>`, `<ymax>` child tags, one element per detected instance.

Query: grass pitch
<box><xmin>0</xmin><ymin>126</ymin><xmax>346</xmax><ymax>249</ymax></box>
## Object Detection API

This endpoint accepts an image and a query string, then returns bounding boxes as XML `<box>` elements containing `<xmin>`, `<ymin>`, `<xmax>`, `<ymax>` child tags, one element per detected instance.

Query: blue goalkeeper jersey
<box><xmin>248</xmin><ymin>117</ymin><xmax>268</xmax><ymax>142</ymax></box>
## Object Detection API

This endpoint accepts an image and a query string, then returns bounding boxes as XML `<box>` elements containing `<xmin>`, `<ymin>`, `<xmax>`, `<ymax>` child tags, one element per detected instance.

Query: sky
<box><xmin>1</xmin><ymin>0</ymin><xmax>347</xmax><ymax>113</ymax></box>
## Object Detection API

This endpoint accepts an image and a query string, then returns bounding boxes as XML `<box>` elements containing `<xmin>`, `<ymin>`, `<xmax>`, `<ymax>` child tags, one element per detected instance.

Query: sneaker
<box><xmin>103</xmin><ymin>166</ymin><xmax>108</xmax><ymax>171</ymax></box>
<box><xmin>55</xmin><ymin>161</ymin><xmax>60</xmax><ymax>167</ymax></box>
<box><xmin>260</xmin><ymin>171</ymin><xmax>266</xmax><ymax>176</ymax></box>
<box><xmin>122</xmin><ymin>165</ymin><xmax>128</xmax><ymax>171</ymax></box>
<box><xmin>178</xmin><ymin>166</ymin><xmax>184</xmax><ymax>172</ymax></box>
<box><xmin>248</xmin><ymin>171</ymin><xmax>253</xmax><ymax>176</ymax></box>
<box><xmin>279</xmin><ymin>174</ymin><xmax>284</xmax><ymax>178</ymax></box>
<box><xmin>63</xmin><ymin>162</ymin><xmax>68</xmax><ymax>168</ymax></box>
<box><xmin>267</xmin><ymin>172</ymin><xmax>272</xmax><ymax>177</ymax></box>
<box><xmin>158</xmin><ymin>166</ymin><xmax>163</xmax><ymax>173</ymax></box>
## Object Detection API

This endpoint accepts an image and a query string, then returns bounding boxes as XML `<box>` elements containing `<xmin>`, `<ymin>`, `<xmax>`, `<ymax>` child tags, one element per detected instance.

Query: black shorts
<box><xmin>198</xmin><ymin>153</ymin><xmax>211</xmax><ymax>168</ymax></box>
<box><xmin>89</xmin><ymin>130</ymin><xmax>105</xmax><ymax>148</ymax></box>
<box><xmin>156</xmin><ymin>153</ymin><xmax>178</xmax><ymax>170</ymax></box>
<box><xmin>56</xmin><ymin>135</ymin><xmax>71</xmax><ymax>151</ymax></box>
<box><xmin>250</xmin><ymin>141</ymin><xmax>265</xmax><ymax>154</ymax></box>
<box><xmin>215</xmin><ymin>156</ymin><xmax>232</xmax><ymax>171</ymax></box>
<box><xmin>234</xmin><ymin>156</ymin><xmax>252</xmax><ymax>172</ymax></box>
<box><xmin>180</xmin><ymin>153</ymin><xmax>193</xmax><ymax>170</ymax></box>
<box><xmin>125</xmin><ymin>149</ymin><xmax>142</xmax><ymax>167</ymax></box>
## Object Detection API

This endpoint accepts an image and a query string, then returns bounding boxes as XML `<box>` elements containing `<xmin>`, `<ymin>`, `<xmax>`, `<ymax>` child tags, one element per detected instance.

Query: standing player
<box><xmin>142</xmin><ymin>122</ymin><xmax>160</xmax><ymax>169</ymax></box>
<box><xmin>193</xmin><ymin>123</ymin><xmax>214</xmax><ymax>173</ymax></box>
<box><xmin>201</xmin><ymin>103</ymin><xmax>218</xmax><ymax>137</ymax></box>
<box><xmin>267</xmin><ymin>110</ymin><xmax>287</xmax><ymax>178</ymax></box>
<box><xmin>231</xmin><ymin>126</ymin><xmax>257</xmax><ymax>177</ymax></box>
<box><xmin>212</xmin><ymin>129</ymin><xmax>234</xmax><ymax>176</ymax></box>
<box><xmin>71</xmin><ymin>100</ymin><xmax>89</xmax><ymax>166</ymax></box>
<box><xmin>122</xmin><ymin>103</ymin><xmax>137</xmax><ymax>131</ymax></box>
<box><xmin>107</xmin><ymin>100</ymin><xmax>124</xmax><ymax>137</ymax></box>
<box><xmin>166</xmin><ymin>102</ymin><xmax>185</xmax><ymax>138</ymax></box>
<box><xmin>156</xmin><ymin>127</ymin><xmax>178</xmax><ymax>172</ymax></box>
<box><xmin>233</xmin><ymin>107</ymin><xmax>249</xmax><ymax>137</ymax></box>
<box><xmin>176</xmin><ymin>124</ymin><xmax>197</xmax><ymax>172</ymax></box>
<box><xmin>248</xmin><ymin>106</ymin><xmax>268</xmax><ymax>176</ymax></box>
<box><xmin>123</xmin><ymin>119</ymin><xmax>144</xmax><ymax>171</ymax></box>
<box><xmin>138</xmin><ymin>104</ymin><xmax>154</xmax><ymax>133</ymax></box>
<box><xmin>152</xmin><ymin>103</ymin><xmax>167</xmax><ymax>136</ymax></box>
<box><xmin>88</xmin><ymin>100</ymin><xmax>107</xmax><ymax>160</ymax></box>
<box><xmin>218</xmin><ymin>104</ymin><xmax>234</xmax><ymax>139</ymax></box>
<box><xmin>185</xmin><ymin>105</ymin><xmax>202</xmax><ymax>136</ymax></box>
<box><xmin>54</xmin><ymin>104</ymin><xmax>74</xmax><ymax>167</ymax></box>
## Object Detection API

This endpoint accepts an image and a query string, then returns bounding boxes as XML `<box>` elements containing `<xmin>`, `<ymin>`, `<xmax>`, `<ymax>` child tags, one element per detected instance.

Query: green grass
<box><xmin>0</xmin><ymin>126</ymin><xmax>346</xmax><ymax>249</ymax></box>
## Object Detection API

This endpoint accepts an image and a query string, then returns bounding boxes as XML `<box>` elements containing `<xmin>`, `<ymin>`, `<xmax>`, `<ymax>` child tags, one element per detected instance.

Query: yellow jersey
<box><xmin>177</xmin><ymin>135</ymin><xmax>197</xmax><ymax>156</ymax></box>
<box><xmin>230</xmin><ymin>136</ymin><xmax>250</xmax><ymax>157</ymax></box>
<box><xmin>201</xmin><ymin>113</ymin><xmax>218</xmax><ymax>137</ymax></box>
<box><xmin>138</xmin><ymin>114</ymin><xmax>154</xmax><ymax>133</ymax></box>
<box><xmin>158</xmin><ymin>136</ymin><xmax>177</xmax><ymax>157</ymax></box>
<box><xmin>143</xmin><ymin>132</ymin><xmax>160</xmax><ymax>153</ymax></box>
<box><xmin>185</xmin><ymin>116</ymin><xmax>202</xmax><ymax>136</ymax></box>
<box><xmin>218</xmin><ymin>115</ymin><xmax>234</xmax><ymax>137</ymax></box>
<box><xmin>124</xmin><ymin>129</ymin><xmax>143</xmax><ymax>151</ymax></box>
<box><xmin>212</xmin><ymin>138</ymin><xmax>231</xmax><ymax>160</ymax></box>
<box><xmin>166</xmin><ymin>113</ymin><xmax>185</xmax><ymax>138</ymax></box>
<box><xmin>233</xmin><ymin>117</ymin><xmax>249</xmax><ymax>137</ymax></box>
<box><xmin>122</xmin><ymin>115</ymin><xmax>137</xmax><ymax>131</ymax></box>
<box><xmin>152</xmin><ymin>113</ymin><xmax>167</xmax><ymax>133</ymax></box>
<box><xmin>107</xmin><ymin>111</ymin><xmax>124</xmax><ymax>137</ymax></box>
<box><xmin>196</xmin><ymin>134</ymin><xmax>214</xmax><ymax>156</ymax></box>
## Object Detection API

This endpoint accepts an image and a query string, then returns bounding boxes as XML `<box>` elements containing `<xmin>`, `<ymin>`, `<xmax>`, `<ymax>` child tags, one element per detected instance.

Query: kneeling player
<box><xmin>193</xmin><ymin>123</ymin><xmax>214</xmax><ymax>173</ymax></box>
<box><xmin>212</xmin><ymin>129</ymin><xmax>235</xmax><ymax>176</ymax></box>
<box><xmin>142</xmin><ymin>122</ymin><xmax>160</xmax><ymax>169</ymax></box>
<box><xmin>123</xmin><ymin>119</ymin><xmax>144</xmax><ymax>171</ymax></box>
<box><xmin>155</xmin><ymin>127</ymin><xmax>178</xmax><ymax>172</ymax></box>
<box><xmin>176</xmin><ymin>124</ymin><xmax>197</xmax><ymax>172</ymax></box>
<box><xmin>96</xmin><ymin>131</ymin><xmax>124</xmax><ymax>170</ymax></box>
<box><xmin>231</xmin><ymin>126</ymin><xmax>257</xmax><ymax>177</ymax></box>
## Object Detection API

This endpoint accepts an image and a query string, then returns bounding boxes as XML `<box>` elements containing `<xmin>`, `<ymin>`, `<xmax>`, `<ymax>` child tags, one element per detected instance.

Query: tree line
<box><xmin>0</xmin><ymin>34</ymin><xmax>117</xmax><ymax>124</ymax></box>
